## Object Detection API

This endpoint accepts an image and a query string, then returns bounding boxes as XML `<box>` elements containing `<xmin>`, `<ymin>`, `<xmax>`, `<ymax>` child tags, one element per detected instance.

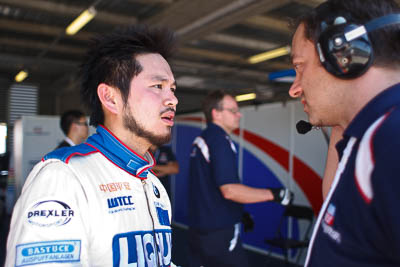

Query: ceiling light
<box><xmin>66</xmin><ymin>6</ymin><xmax>96</xmax><ymax>35</ymax></box>
<box><xmin>15</xmin><ymin>70</ymin><xmax>28</xmax><ymax>82</ymax></box>
<box><xmin>235</xmin><ymin>93</ymin><xmax>256</xmax><ymax>102</ymax></box>
<box><xmin>248</xmin><ymin>46</ymin><xmax>291</xmax><ymax>64</ymax></box>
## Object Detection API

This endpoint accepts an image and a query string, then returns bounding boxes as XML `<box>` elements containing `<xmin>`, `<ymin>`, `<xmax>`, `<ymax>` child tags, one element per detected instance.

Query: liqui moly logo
<box><xmin>112</xmin><ymin>230</ymin><xmax>172</xmax><ymax>267</ymax></box>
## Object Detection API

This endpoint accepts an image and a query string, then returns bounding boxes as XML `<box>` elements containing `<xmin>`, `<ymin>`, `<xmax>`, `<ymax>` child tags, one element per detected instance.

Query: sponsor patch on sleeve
<box><xmin>26</xmin><ymin>199</ymin><xmax>74</xmax><ymax>227</ymax></box>
<box><xmin>15</xmin><ymin>240</ymin><xmax>81</xmax><ymax>266</ymax></box>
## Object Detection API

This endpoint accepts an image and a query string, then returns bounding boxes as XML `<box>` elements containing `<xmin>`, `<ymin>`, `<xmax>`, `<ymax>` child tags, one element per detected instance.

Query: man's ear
<box><xmin>211</xmin><ymin>108</ymin><xmax>220</xmax><ymax>122</ymax></box>
<box><xmin>97</xmin><ymin>83</ymin><xmax>119</xmax><ymax>114</ymax></box>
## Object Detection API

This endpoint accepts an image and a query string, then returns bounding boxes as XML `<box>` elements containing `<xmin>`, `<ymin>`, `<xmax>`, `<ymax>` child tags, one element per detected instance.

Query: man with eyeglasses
<box><xmin>56</xmin><ymin>110</ymin><xmax>89</xmax><ymax>149</ymax></box>
<box><xmin>187</xmin><ymin>90</ymin><xmax>293</xmax><ymax>267</ymax></box>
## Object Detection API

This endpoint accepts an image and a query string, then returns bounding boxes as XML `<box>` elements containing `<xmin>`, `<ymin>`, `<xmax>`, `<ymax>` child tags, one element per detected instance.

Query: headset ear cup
<box><xmin>317</xmin><ymin>24</ymin><xmax>373</xmax><ymax>79</ymax></box>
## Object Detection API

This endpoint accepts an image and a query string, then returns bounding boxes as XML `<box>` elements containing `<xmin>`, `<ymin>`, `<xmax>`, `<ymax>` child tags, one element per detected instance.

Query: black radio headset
<box><xmin>316</xmin><ymin>12</ymin><xmax>400</xmax><ymax>78</ymax></box>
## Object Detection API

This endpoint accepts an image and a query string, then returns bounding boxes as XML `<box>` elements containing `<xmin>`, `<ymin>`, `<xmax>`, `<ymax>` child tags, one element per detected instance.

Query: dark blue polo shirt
<box><xmin>188</xmin><ymin>123</ymin><xmax>243</xmax><ymax>230</ymax></box>
<box><xmin>306</xmin><ymin>83</ymin><xmax>400</xmax><ymax>267</ymax></box>
<box><xmin>154</xmin><ymin>145</ymin><xmax>177</xmax><ymax>197</ymax></box>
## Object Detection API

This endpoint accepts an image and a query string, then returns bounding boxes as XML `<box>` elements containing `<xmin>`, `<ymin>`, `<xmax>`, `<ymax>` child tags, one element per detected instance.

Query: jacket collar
<box><xmin>87</xmin><ymin>125</ymin><xmax>155</xmax><ymax>179</ymax></box>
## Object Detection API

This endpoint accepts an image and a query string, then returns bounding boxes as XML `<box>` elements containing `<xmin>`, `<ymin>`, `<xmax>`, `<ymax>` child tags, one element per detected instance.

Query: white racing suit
<box><xmin>5</xmin><ymin>125</ymin><xmax>173</xmax><ymax>267</ymax></box>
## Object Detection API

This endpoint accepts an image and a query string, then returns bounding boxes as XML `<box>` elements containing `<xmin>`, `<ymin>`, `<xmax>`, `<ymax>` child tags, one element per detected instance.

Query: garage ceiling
<box><xmin>0</xmin><ymin>0</ymin><xmax>325</xmax><ymax>114</ymax></box>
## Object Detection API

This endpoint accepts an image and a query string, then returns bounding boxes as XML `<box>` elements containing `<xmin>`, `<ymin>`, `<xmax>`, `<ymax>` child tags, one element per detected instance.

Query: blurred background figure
<box><xmin>56</xmin><ymin>110</ymin><xmax>89</xmax><ymax>149</ymax></box>
<box><xmin>188</xmin><ymin>90</ymin><xmax>293</xmax><ymax>267</ymax></box>
<box><xmin>150</xmin><ymin>144</ymin><xmax>179</xmax><ymax>198</ymax></box>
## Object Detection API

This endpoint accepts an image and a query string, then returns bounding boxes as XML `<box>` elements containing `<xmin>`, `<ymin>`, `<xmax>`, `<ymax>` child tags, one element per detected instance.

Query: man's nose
<box><xmin>289</xmin><ymin>76</ymin><xmax>302</xmax><ymax>98</ymax></box>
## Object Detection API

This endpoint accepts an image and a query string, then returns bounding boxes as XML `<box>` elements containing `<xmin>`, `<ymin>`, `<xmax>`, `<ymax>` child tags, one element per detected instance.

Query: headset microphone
<box><xmin>296</xmin><ymin>120</ymin><xmax>313</xmax><ymax>134</ymax></box>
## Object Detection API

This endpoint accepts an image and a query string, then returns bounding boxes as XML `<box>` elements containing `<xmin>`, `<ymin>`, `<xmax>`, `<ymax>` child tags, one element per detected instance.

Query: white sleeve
<box><xmin>5</xmin><ymin>160</ymin><xmax>90</xmax><ymax>267</ymax></box>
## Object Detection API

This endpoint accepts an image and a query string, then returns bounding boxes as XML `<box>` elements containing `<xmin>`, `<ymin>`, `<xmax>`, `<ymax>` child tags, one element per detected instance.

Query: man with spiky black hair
<box><xmin>6</xmin><ymin>24</ymin><xmax>178</xmax><ymax>267</ymax></box>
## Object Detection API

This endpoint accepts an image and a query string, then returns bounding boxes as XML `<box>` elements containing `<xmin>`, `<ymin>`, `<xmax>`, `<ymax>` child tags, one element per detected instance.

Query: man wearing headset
<box><xmin>289</xmin><ymin>0</ymin><xmax>400</xmax><ymax>266</ymax></box>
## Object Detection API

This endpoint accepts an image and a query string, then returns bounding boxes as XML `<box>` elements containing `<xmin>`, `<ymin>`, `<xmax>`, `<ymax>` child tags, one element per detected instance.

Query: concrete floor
<box><xmin>170</xmin><ymin>224</ymin><xmax>300</xmax><ymax>267</ymax></box>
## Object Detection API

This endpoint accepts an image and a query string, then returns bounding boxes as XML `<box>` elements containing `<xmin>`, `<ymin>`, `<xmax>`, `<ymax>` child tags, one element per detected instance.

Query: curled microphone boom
<box><xmin>296</xmin><ymin>120</ymin><xmax>313</xmax><ymax>134</ymax></box>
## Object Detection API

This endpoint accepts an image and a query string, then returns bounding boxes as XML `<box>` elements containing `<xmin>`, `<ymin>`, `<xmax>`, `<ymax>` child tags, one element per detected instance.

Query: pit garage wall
<box><xmin>170</xmin><ymin>100</ymin><xmax>328</xmax><ymax>259</ymax></box>
<box><xmin>8</xmin><ymin>116</ymin><xmax>96</xmax><ymax>212</ymax></box>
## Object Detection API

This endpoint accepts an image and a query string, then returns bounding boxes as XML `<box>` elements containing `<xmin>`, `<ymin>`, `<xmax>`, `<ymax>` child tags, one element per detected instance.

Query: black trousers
<box><xmin>188</xmin><ymin>225</ymin><xmax>249</xmax><ymax>267</ymax></box>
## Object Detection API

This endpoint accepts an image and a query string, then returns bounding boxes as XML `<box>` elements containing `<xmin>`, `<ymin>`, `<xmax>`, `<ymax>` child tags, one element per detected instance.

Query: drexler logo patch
<box><xmin>27</xmin><ymin>200</ymin><xmax>74</xmax><ymax>227</ymax></box>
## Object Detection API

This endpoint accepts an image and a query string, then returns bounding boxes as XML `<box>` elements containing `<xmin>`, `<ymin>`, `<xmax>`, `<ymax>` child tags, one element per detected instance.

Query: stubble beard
<box><xmin>122</xmin><ymin>105</ymin><xmax>172</xmax><ymax>147</ymax></box>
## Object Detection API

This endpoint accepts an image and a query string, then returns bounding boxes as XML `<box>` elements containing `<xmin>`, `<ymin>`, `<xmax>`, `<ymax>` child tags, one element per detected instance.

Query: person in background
<box><xmin>289</xmin><ymin>0</ymin><xmax>400</xmax><ymax>266</ymax></box>
<box><xmin>188</xmin><ymin>90</ymin><xmax>293</xmax><ymax>267</ymax></box>
<box><xmin>151</xmin><ymin>144</ymin><xmax>179</xmax><ymax>198</ymax></box>
<box><xmin>56</xmin><ymin>109</ymin><xmax>89</xmax><ymax>149</ymax></box>
<box><xmin>5</xmin><ymin>24</ymin><xmax>178</xmax><ymax>267</ymax></box>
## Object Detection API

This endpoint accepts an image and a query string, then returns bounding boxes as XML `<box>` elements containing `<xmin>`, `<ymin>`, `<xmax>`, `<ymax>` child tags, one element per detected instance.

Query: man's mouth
<box><xmin>161</xmin><ymin>111</ymin><xmax>175</xmax><ymax>126</ymax></box>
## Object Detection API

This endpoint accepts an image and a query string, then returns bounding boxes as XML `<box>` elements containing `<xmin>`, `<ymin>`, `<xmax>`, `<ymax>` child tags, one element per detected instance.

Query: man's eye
<box><xmin>153</xmin><ymin>84</ymin><xmax>162</xmax><ymax>89</ymax></box>
<box><xmin>171</xmin><ymin>87</ymin><xmax>176</xmax><ymax>93</ymax></box>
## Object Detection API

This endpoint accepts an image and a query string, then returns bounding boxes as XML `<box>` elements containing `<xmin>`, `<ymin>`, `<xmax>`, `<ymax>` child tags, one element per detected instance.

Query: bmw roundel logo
<box><xmin>153</xmin><ymin>184</ymin><xmax>160</xmax><ymax>198</ymax></box>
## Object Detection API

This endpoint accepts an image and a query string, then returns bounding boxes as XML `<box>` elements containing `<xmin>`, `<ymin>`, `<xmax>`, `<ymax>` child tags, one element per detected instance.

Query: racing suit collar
<box><xmin>86</xmin><ymin>125</ymin><xmax>155</xmax><ymax>179</ymax></box>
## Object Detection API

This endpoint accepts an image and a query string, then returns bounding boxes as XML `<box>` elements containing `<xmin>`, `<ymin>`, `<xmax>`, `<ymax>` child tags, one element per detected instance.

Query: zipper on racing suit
<box><xmin>142</xmin><ymin>179</ymin><xmax>161</xmax><ymax>267</ymax></box>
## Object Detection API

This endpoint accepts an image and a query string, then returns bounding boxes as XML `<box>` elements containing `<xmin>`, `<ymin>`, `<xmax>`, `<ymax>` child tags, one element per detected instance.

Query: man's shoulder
<box><xmin>373</xmin><ymin>106</ymin><xmax>400</xmax><ymax>140</ymax></box>
<box><xmin>202</xmin><ymin>125</ymin><xmax>228</xmax><ymax>143</ymax></box>
<box><xmin>56</xmin><ymin>140</ymin><xmax>70</xmax><ymax>149</ymax></box>
<box><xmin>44</xmin><ymin>143</ymin><xmax>98</xmax><ymax>164</ymax></box>
<box><xmin>364</xmin><ymin>106</ymin><xmax>400</xmax><ymax>158</ymax></box>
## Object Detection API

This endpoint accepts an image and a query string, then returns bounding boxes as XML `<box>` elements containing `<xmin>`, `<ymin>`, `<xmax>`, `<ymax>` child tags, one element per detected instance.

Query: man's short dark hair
<box><xmin>292</xmin><ymin>0</ymin><xmax>400</xmax><ymax>69</ymax></box>
<box><xmin>202</xmin><ymin>90</ymin><xmax>233</xmax><ymax>124</ymax></box>
<box><xmin>80</xmin><ymin>24</ymin><xmax>176</xmax><ymax>127</ymax></box>
<box><xmin>60</xmin><ymin>110</ymin><xmax>85</xmax><ymax>136</ymax></box>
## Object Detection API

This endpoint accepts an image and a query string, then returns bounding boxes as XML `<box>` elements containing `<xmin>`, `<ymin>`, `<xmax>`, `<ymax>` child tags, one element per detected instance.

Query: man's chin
<box><xmin>148</xmin><ymin>133</ymin><xmax>171</xmax><ymax>147</ymax></box>
<box><xmin>308</xmin><ymin>116</ymin><xmax>325</xmax><ymax>127</ymax></box>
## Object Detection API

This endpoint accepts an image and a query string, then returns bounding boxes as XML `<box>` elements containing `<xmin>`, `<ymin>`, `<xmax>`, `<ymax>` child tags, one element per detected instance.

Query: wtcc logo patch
<box><xmin>27</xmin><ymin>200</ymin><xmax>74</xmax><ymax>227</ymax></box>
<box><xmin>107</xmin><ymin>195</ymin><xmax>135</xmax><ymax>214</ymax></box>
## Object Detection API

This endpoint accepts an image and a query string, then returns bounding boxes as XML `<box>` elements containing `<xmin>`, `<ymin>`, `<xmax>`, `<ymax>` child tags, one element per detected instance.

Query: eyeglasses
<box><xmin>219</xmin><ymin>108</ymin><xmax>240</xmax><ymax>114</ymax></box>
<box><xmin>74</xmin><ymin>121</ymin><xmax>88</xmax><ymax>126</ymax></box>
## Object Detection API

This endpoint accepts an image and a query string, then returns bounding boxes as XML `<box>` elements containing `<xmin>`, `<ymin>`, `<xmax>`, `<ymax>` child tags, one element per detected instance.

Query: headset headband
<box><xmin>316</xmin><ymin>8</ymin><xmax>400</xmax><ymax>79</ymax></box>
<box><xmin>345</xmin><ymin>14</ymin><xmax>400</xmax><ymax>41</ymax></box>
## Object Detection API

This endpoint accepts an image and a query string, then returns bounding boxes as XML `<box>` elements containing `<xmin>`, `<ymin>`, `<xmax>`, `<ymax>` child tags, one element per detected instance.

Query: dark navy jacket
<box><xmin>306</xmin><ymin>83</ymin><xmax>400</xmax><ymax>267</ymax></box>
<box><xmin>188</xmin><ymin>123</ymin><xmax>243</xmax><ymax>231</ymax></box>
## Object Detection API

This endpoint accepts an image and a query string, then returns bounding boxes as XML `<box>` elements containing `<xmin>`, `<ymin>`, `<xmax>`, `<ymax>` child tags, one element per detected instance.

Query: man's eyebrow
<box><xmin>149</xmin><ymin>75</ymin><xmax>177</xmax><ymax>87</ymax></box>
<box><xmin>149</xmin><ymin>74</ymin><xmax>168</xmax><ymax>81</ymax></box>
